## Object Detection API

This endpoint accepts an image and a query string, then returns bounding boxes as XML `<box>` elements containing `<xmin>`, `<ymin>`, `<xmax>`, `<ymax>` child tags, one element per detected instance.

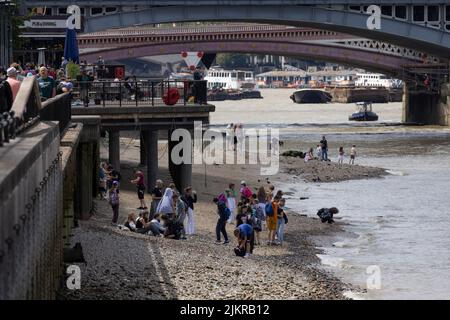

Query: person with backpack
<box><xmin>250</xmin><ymin>200</ymin><xmax>265</xmax><ymax>245</ymax></box>
<box><xmin>266</xmin><ymin>195</ymin><xmax>280</xmax><ymax>245</ymax></box>
<box><xmin>225</xmin><ymin>183</ymin><xmax>237</xmax><ymax>224</ymax></box>
<box><xmin>213</xmin><ymin>197</ymin><xmax>230</xmax><ymax>244</ymax></box>
<box><xmin>239</xmin><ymin>181</ymin><xmax>253</xmax><ymax>202</ymax></box>
<box><xmin>108</xmin><ymin>181</ymin><xmax>120</xmax><ymax>225</ymax></box>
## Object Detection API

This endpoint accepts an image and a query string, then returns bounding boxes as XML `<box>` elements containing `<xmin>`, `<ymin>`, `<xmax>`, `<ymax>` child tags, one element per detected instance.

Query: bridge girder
<box><xmin>79</xmin><ymin>40</ymin><xmax>416</xmax><ymax>76</ymax></box>
<box><xmin>80</xmin><ymin>5</ymin><xmax>450</xmax><ymax>59</ymax></box>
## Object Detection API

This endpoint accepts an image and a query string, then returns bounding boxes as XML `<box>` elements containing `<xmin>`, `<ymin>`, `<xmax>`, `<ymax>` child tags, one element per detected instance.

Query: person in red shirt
<box><xmin>131</xmin><ymin>170</ymin><xmax>147</xmax><ymax>210</ymax></box>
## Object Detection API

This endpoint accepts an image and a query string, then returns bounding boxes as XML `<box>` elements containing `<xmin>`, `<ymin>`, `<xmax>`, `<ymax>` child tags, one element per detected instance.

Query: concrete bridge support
<box><xmin>108</xmin><ymin>130</ymin><xmax>120</xmax><ymax>170</ymax></box>
<box><xmin>403</xmin><ymin>83</ymin><xmax>450</xmax><ymax>125</ymax></box>
<box><xmin>73</xmin><ymin>116</ymin><xmax>101</xmax><ymax>220</ymax></box>
<box><xmin>168</xmin><ymin>128</ymin><xmax>192</xmax><ymax>193</ymax></box>
<box><xmin>142</xmin><ymin>129</ymin><xmax>159</xmax><ymax>194</ymax></box>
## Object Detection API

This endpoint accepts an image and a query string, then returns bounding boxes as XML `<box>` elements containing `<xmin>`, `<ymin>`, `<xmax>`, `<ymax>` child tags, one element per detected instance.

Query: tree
<box><xmin>215</xmin><ymin>53</ymin><xmax>249</xmax><ymax>69</ymax></box>
<box><xmin>8</xmin><ymin>0</ymin><xmax>33</xmax><ymax>51</ymax></box>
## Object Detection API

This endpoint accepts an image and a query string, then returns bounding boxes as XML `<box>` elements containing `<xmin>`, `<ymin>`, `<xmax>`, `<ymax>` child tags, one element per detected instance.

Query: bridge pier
<box><xmin>140</xmin><ymin>132</ymin><xmax>146</xmax><ymax>166</ymax></box>
<box><xmin>142</xmin><ymin>129</ymin><xmax>159</xmax><ymax>194</ymax></box>
<box><xmin>168</xmin><ymin>128</ymin><xmax>192</xmax><ymax>192</ymax></box>
<box><xmin>403</xmin><ymin>83</ymin><xmax>450</xmax><ymax>125</ymax></box>
<box><xmin>108</xmin><ymin>130</ymin><xmax>120</xmax><ymax>170</ymax></box>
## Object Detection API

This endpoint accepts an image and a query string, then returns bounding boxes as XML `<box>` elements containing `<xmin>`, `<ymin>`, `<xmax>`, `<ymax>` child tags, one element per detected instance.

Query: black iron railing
<box><xmin>71</xmin><ymin>79</ymin><xmax>207</xmax><ymax>107</ymax></box>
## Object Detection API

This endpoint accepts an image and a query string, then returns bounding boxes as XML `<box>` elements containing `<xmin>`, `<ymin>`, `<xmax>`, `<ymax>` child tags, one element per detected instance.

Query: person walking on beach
<box><xmin>320</xmin><ymin>136</ymin><xmax>328</xmax><ymax>161</ymax></box>
<box><xmin>337</xmin><ymin>146</ymin><xmax>345</xmax><ymax>164</ymax></box>
<box><xmin>214</xmin><ymin>197</ymin><xmax>230</xmax><ymax>244</ymax></box>
<box><xmin>108</xmin><ymin>181</ymin><xmax>120</xmax><ymax>225</ymax></box>
<box><xmin>225</xmin><ymin>183</ymin><xmax>237</xmax><ymax>224</ymax></box>
<box><xmin>349</xmin><ymin>145</ymin><xmax>357</xmax><ymax>165</ymax></box>
<box><xmin>182</xmin><ymin>186</ymin><xmax>197</xmax><ymax>235</ymax></box>
<box><xmin>266</xmin><ymin>195</ymin><xmax>280</xmax><ymax>245</ymax></box>
<box><xmin>239</xmin><ymin>181</ymin><xmax>253</xmax><ymax>203</ymax></box>
<box><xmin>131</xmin><ymin>170</ymin><xmax>147</xmax><ymax>210</ymax></box>
<box><xmin>150</xmin><ymin>179</ymin><xmax>164</xmax><ymax>218</ymax></box>
<box><xmin>276</xmin><ymin>198</ymin><xmax>288</xmax><ymax>246</ymax></box>
<box><xmin>98</xmin><ymin>162</ymin><xmax>108</xmax><ymax>200</ymax></box>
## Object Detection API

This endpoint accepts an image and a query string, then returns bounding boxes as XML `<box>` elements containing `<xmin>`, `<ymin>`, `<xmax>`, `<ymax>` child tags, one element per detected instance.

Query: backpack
<box><xmin>217</xmin><ymin>193</ymin><xmax>227</xmax><ymax>203</ymax></box>
<box><xmin>224</xmin><ymin>207</ymin><xmax>231</xmax><ymax>220</ymax></box>
<box><xmin>109</xmin><ymin>190</ymin><xmax>119</xmax><ymax>206</ymax></box>
<box><xmin>265</xmin><ymin>203</ymin><xmax>274</xmax><ymax>217</ymax></box>
<box><xmin>242</xmin><ymin>187</ymin><xmax>253</xmax><ymax>199</ymax></box>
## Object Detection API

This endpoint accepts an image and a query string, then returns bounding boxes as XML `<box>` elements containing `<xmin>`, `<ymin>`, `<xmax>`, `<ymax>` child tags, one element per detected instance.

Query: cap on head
<box><xmin>6</xmin><ymin>67</ymin><xmax>17</xmax><ymax>77</ymax></box>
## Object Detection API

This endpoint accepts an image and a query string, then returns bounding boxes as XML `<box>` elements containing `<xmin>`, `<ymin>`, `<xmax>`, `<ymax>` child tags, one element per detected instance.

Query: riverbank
<box><xmin>58</xmin><ymin>139</ymin><xmax>383</xmax><ymax>300</ymax></box>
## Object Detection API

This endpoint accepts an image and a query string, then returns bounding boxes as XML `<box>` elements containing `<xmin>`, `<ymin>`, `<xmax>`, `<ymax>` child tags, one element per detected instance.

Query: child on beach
<box><xmin>108</xmin><ymin>181</ymin><xmax>120</xmax><ymax>225</ymax></box>
<box><xmin>130</xmin><ymin>170</ymin><xmax>147</xmax><ymax>210</ymax></box>
<box><xmin>251</xmin><ymin>200</ymin><xmax>265</xmax><ymax>245</ymax></box>
<box><xmin>225</xmin><ymin>183</ymin><xmax>237</xmax><ymax>224</ymax></box>
<box><xmin>338</xmin><ymin>146</ymin><xmax>345</xmax><ymax>164</ymax></box>
<box><xmin>316</xmin><ymin>145</ymin><xmax>322</xmax><ymax>159</ymax></box>
<box><xmin>266</xmin><ymin>195</ymin><xmax>280</xmax><ymax>245</ymax></box>
<box><xmin>349</xmin><ymin>145</ymin><xmax>356</xmax><ymax>165</ymax></box>
<box><xmin>276</xmin><ymin>198</ymin><xmax>288</xmax><ymax>246</ymax></box>
<box><xmin>214</xmin><ymin>197</ymin><xmax>230</xmax><ymax>244</ymax></box>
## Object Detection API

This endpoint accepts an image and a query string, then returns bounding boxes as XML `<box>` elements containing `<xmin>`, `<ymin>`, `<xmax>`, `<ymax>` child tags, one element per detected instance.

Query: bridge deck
<box><xmin>71</xmin><ymin>104</ymin><xmax>215</xmax><ymax>130</ymax></box>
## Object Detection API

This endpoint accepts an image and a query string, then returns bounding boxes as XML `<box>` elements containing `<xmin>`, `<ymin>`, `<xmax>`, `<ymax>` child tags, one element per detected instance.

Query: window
<box><xmin>105</xmin><ymin>7</ymin><xmax>117</xmax><ymax>14</ymax></box>
<box><xmin>413</xmin><ymin>6</ymin><xmax>425</xmax><ymax>22</ymax></box>
<box><xmin>395</xmin><ymin>6</ymin><xmax>407</xmax><ymax>20</ymax></box>
<box><xmin>349</xmin><ymin>6</ymin><xmax>360</xmax><ymax>12</ymax></box>
<box><xmin>428</xmin><ymin>6</ymin><xmax>440</xmax><ymax>22</ymax></box>
<box><xmin>58</xmin><ymin>7</ymin><xmax>67</xmax><ymax>15</ymax></box>
<box><xmin>381</xmin><ymin>6</ymin><xmax>393</xmax><ymax>17</ymax></box>
<box><xmin>91</xmin><ymin>7</ymin><xmax>103</xmax><ymax>16</ymax></box>
<box><xmin>446</xmin><ymin>5</ymin><xmax>450</xmax><ymax>22</ymax></box>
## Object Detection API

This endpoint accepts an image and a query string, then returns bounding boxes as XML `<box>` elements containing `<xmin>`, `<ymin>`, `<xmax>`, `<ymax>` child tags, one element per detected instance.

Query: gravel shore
<box><xmin>58</xmin><ymin>140</ymin><xmax>382</xmax><ymax>300</ymax></box>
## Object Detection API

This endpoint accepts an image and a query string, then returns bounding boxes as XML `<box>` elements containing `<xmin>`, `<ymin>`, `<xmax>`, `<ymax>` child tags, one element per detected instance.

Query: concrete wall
<box><xmin>0</xmin><ymin>122</ymin><xmax>63</xmax><ymax>299</ymax></box>
<box><xmin>403</xmin><ymin>83</ymin><xmax>450</xmax><ymax>125</ymax></box>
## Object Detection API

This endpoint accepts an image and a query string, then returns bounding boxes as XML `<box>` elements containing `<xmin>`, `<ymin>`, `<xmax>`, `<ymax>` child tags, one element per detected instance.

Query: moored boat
<box><xmin>349</xmin><ymin>102</ymin><xmax>379</xmax><ymax>121</ymax></box>
<box><xmin>290</xmin><ymin>89</ymin><xmax>332</xmax><ymax>103</ymax></box>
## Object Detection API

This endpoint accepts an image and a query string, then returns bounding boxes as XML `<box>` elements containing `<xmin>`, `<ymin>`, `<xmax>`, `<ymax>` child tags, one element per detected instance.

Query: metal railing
<box><xmin>71</xmin><ymin>79</ymin><xmax>207</xmax><ymax>107</ymax></box>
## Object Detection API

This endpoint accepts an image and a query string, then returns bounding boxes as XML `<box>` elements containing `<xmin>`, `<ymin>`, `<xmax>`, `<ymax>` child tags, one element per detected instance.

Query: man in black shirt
<box><xmin>320</xmin><ymin>135</ymin><xmax>328</xmax><ymax>161</ymax></box>
<box><xmin>181</xmin><ymin>186</ymin><xmax>197</xmax><ymax>235</ymax></box>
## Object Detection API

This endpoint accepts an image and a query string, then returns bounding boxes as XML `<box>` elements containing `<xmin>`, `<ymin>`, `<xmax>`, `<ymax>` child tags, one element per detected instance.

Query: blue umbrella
<box><xmin>64</xmin><ymin>28</ymin><xmax>79</xmax><ymax>64</ymax></box>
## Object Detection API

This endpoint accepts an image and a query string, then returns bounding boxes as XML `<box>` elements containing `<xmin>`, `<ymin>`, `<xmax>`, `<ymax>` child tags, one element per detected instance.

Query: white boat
<box><xmin>355</xmin><ymin>73</ymin><xmax>403</xmax><ymax>89</ymax></box>
<box><xmin>204</xmin><ymin>67</ymin><xmax>258</xmax><ymax>91</ymax></box>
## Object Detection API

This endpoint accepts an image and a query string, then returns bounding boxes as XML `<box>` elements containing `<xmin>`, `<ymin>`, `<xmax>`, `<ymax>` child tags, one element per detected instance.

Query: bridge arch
<box><xmin>80</xmin><ymin>40</ymin><xmax>417</xmax><ymax>76</ymax></box>
<box><xmin>84</xmin><ymin>5</ymin><xmax>450</xmax><ymax>59</ymax></box>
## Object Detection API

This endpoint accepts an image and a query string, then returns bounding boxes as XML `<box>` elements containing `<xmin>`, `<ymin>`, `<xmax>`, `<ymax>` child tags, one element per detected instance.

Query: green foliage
<box><xmin>8</xmin><ymin>0</ymin><xmax>33</xmax><ymax>51</ymax></box>
<box><xmin>215</xmin><ymin>53</ymin><xmax>250</xmax><ymax>69</ymax></box>
<box><xmin>66</xmin><ymin>61</ymin><xmax>80</xmax><ymax>80</ymax></box>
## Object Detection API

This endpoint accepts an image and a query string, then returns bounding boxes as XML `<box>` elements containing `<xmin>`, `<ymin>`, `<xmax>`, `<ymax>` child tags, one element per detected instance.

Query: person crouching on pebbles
<box><xmin>317</xmin><ymin>207</ymin><xmax>339</xmax><ymax>224</ymax></box>
<box><xmin>234</xmin><ymin>223</ymin><xmax>254</xmax><ymax>258</ymax></box>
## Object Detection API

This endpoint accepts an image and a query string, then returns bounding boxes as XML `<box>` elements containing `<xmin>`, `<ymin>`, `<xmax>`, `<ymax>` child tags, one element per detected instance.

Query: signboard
<box><xmin>23</xmin><ymin>19</ymin><xmax>68</xmax><ymax>29</ymax></box>
<box><xmin>181</xmin><ymin>51</ymin><xmax>204</xmax><ymax>70</ymax></box>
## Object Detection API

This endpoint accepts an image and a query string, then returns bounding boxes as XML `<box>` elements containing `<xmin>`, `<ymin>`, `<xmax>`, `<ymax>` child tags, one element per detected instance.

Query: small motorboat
<box><xmin>290</xmin><ymin>89</ymin><xmax>332</xmax><ymax>103</ymax></box>
<box><xmin>349</xmin><ymin>102</ymin><xmax>379</xmax><ymax>121</ymax></box>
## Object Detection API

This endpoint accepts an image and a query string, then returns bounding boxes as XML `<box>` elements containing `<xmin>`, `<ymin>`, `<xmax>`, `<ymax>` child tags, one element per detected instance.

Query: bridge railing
<box><xmin>0</xmin><ymin>77</ymin><xmax>72</xmax><ymax>148</ymax></box>
<box><xmin>70</xmin><ymin>79</ymin><xmax>207</xmax><ymax>107</ymax></box>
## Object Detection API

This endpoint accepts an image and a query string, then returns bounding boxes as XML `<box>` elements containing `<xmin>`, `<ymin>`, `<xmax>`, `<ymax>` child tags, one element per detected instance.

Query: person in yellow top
<box><xmin>266</xmin><ymin>195</ymin><xmax>280</xmax><ymax>245</ymax></box>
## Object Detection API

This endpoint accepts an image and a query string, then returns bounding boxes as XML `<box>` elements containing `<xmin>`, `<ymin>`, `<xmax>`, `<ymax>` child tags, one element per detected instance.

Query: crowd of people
<box><xmin>214</xmin><ymin>180</ymin><xmax>289</xmax><ymax>258</ymax></box>
<box><xmin>98</xmin><ymin>159</ymin><xmax>291</xmax><ymax>258</ymax></box>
